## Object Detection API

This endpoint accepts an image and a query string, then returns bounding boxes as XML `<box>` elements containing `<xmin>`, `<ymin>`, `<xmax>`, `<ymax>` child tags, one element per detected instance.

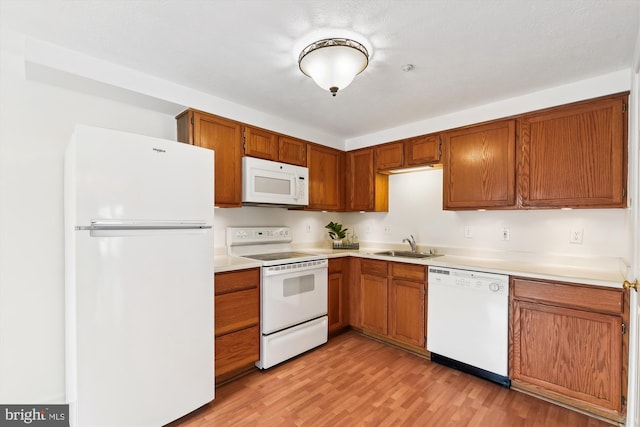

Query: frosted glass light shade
<box><xmin>298</xmin><ymin>38</ymin><xmax>369</xmax><ymax>96</ymax></box>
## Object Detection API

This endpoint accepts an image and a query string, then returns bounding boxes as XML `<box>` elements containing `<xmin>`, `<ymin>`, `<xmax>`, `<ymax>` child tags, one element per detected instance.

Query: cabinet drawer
<box><xmin>215</xmin><ymin>287</ymin><xmax>259</xmax><ymax>336</ymax></box>
<box><xmin>215</xmin><ymin>268</ymin><xmax>259</xmax><ymax>295</ymax></box>
<box><xmin>361</xmin><ymin>259</ymin><xmax>387</xmax><ymax>277</ymax></box>
<box><xmin>215</xmin><ymin>325</ymin><xmax>260</xmax><ymax>376</ymax></box>
<box><xmin>328</xmin><ymin>258</ymin><xmax>343</xmax><ymax>274</ymax></box>
<box><xmin>390</xmin><ymin>262</ymin><xmax>426</xmax><ymax>281</ymax></box>
<box><xmin>512</xmin><ymin>277</ymin><xmax>624</xmax><ymax>315</ymax></box>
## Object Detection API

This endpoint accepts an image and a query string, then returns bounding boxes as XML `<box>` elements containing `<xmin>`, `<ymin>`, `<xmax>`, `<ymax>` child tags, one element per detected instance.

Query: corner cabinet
<box><xmin>214</xmin><ymin>268</ymin><xmax>260</xmax><ymax>384</ymax></box>
<box><xmin>442</xmin><ymin>119</ymin><xmax>516</xmax><ymax>210</ymax></box>
<box><xmin>306</xmin><ymin>143</ymin><xmax>344</xmax><ymax>211</ymax></box>
<box><xmin>176</xmin><ymin>109</ymin><xmax>243</xmax><ymax>207</ymax></box>
<box><xmin>346</xmin><ymin>148</ymin><xmax>388</xmax><ymax>212</ymax></box>
<box><xmin>510</xmin><ymin>277</ymin><xmax>628</xmax><ymax>423</ymax></box>
<box><xmin>519</xmin><ymin>94</ymin><xmax>628</xmax><ymax>208</ymax></box>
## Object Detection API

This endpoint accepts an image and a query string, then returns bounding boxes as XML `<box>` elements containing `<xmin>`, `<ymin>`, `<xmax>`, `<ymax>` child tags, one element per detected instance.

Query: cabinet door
<box><xmin>519</xmin><ymin>95</ymin><xmax>627</xmax><ymax>208</ymax></box>
<box><xmin>389</xmin><ymin>278</ymin><xmax>425</xmax><ymax>348</ymax></box>
<box><xmin>346</xmin><ymin>148</ymin><xmax>374</xmax><ymax>211</ymax></box>
<box><xmin>278</xmin><ymin>136</ymin><xmax>307</xmax><ymax>166</ymax></box>
<box><xmin>360</xmin><ymin>260</ymin><xmax>388</xmax><ymax>336</ymax></box>
<box><xmin>306</xmin><ymin>144</ymin><xmax>344</xmax><ymax>211</ymax></box>
<box><xmin>215</xmin><ymin>325</ymin><xmax>259</xmax><ymax>379</ymax></box>
<box><xmin>404</xmin><ymin>134</ymin><xmax>440</xmax><ymax>166</ymax></box>
<box><xmin>346</xmin><ymin>148</ymin><xmax>388</xmax><ymax>212</ymax></box>
<box><xmin>328</xmin><ymin>271</ymin><xmax>344</xmax><ymax>334</ymax></box>
<box><xmin>443</xmin><ymin>119</ymin><xmax>516</xmax><ymax>209</ymax></box>
<box><xmin>375</xmin><ymin>142</ymin><xmax>404</xmax><ymax>171</ymax></box>
<box><xmin>244</xmin><ymin>126</ymin><xmax>278</xmax><ymax>161</ymax></box>
<box><xmin>511</xmin><ymin>300</ymin><xmax>623</xmax><ymax>413</ymax></box>
<box><xmin>193</xmin><ymin>112</ymin><xmax>243</xmax><ymax>207</ymax></box>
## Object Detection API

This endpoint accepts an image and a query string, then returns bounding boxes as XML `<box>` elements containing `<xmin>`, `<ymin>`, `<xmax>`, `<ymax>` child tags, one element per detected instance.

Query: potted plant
<box><xmin>325</xmin><ymin>221</ymin><xmax>348</xmax><ymax>245</ymax></box>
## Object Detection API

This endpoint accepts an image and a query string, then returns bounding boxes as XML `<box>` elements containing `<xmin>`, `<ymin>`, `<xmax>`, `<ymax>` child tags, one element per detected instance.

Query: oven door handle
<box><xmin>262</xmin><ymin>259</ymin><xmax>328</xmax><ymax>277</ymax></box>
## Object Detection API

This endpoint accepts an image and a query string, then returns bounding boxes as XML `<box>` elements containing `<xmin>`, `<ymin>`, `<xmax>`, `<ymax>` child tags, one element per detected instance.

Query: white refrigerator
<box><xmin>64</xmin><ymin>125</ymin><xmax>215</xmax><ymax>426</ymax></box>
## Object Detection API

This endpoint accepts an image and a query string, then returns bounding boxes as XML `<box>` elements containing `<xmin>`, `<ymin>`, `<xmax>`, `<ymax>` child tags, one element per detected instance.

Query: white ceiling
<box><xmin>2</xmin><ymin>0</ymin><xmax>639</xmax><ymax>140</ymax></box>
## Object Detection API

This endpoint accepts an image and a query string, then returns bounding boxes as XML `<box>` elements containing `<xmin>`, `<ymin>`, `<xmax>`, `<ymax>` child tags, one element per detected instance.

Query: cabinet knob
<box><xmin>623</xmin><ymin>279</ymin><xmax>638</xmax><ymax>292</ymax></box>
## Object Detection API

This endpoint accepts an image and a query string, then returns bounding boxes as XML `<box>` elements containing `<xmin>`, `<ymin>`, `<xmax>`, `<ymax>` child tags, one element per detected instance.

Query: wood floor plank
<box><xmin>168</xmin><ymin>331</ymin><xmax>614</xmax><ymax>426</ymax></box>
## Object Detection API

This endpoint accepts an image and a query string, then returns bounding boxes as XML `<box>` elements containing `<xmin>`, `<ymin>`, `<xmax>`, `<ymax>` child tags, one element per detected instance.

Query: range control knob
<box><xmin>489</xmin><ymin>282</ymin><xmax>501</xmax><ymax>292</ymax></box>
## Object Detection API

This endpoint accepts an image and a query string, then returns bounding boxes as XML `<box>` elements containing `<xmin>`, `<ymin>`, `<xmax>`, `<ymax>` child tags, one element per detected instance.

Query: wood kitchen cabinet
<box><xmin>244</xmin><ymin>127</ymin><xmax>308</xmax><ymax>166</ymax></box>
<box><xmin>306</xmin><ymin>143</ymin><xmax>344</xmax><ymax>211</ymax></box>
<box><xmin>355</xmin><ymin>259</ymin><xmax>429</xmax><ymax>353</ymax></box>
<box><xmin>375</xmin><ymin>134</ymin><xmax>440</xmax><ymax>172</ymax></box>
<box><xmin>278</xmin><ymin>135</ymin><xmax>307</xmax><ymax>166</ymax></box>
<box><xmin>243</xmin><ymin>125</ymin><xmax>278</xmax><ymax>161</ymax></box>
<box><xmin>328</xmin><ymin>257</ymin><xmax>349</xmax><ymax>336</ymax></box>
<box><xmin>360</xmin><ymin>259</ymin><xmax>389</xmax><ymax>336</ymax></box>
<box><xmin>388</xmin><ymin>262</ymin><xmax>427</xmax><ymax>348</ymax></box>
<box><xmin>442</xmin><ymin>119</ymin><xmax>516</xmax><ymax>210</ymax></box>
<box><xmin>214</xmin><ymin>268</ymin><xmax>260</xmax><ymax>384</ymax></box>
<box><xmin>519</xmin><ymin>94</ymin><xmax>628</xmax><ymax>208</ymax></box>
<box><xmin>346</xmin><ymin>147</ymin><xmax>388</xmax><ymax>212</ymax></box>
<box><xmin>510</xmin><ymin>277</ymin><xmax>628</xmax><ymax>422</ymax></box>
<box><xmin>176</xmin><ymin>109</ymin><xmax>243</xmax><ymax>207</ymax></box>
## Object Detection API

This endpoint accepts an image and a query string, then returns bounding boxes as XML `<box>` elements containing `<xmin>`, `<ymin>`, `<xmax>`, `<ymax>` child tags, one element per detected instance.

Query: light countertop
<box><xmin>214</xmin><ymin>245</ymin><xmax>627</xmax><ymax>289</ymax></box>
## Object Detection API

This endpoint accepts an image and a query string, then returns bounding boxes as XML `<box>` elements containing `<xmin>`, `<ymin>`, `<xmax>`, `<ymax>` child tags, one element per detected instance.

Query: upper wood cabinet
<box><xmin>375</xmin><ymin>142</ymin><xmax>404</xmax><ymax>170</ymax></box>
<box><xmin>176</xmin><ymin>109</ymin><xmax>243</xmax><ymax>207</ymax></box>
<box><xmin>346</xmin><ymin>148</ymin><xmax>388</xmax><ymax>212</ymax></box>
<box><xmin>443</xmin><ymin>119</ymin><xmax>516</xmax><ymax>210</ymax></box>
<box><xmin>244</xmin><ymin>126</ymin><xmax>278</xmax><ymax>161</ymax></box>
<box><xmin>404</xmin><ymin>134</ymin><xmax>441</xmax><ymax>166</ymax></box>
<box><xmin>278</xmin><ymin>136</ymin><xmax>307</xmax><ymax>166</ymax></box>
<box><xmin>306</xmin><ymin>143</ymin><xmax>344</xmax><ymax>211</ymax></box>
<box><xmin>519</xmin><ymin>94</ymin><xmax>627</xmax><ymax>208</ymax></box>
<box><xmin>375</xmin><ymin>134</ymin><xmax>441</xmax><ymax>172</ymax></box>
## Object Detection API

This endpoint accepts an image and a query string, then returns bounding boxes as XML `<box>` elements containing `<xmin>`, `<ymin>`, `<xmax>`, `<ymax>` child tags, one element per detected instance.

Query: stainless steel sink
<box><xmin>374</xmin><ymin>250</ymin><xmax>440</xmax><ymax>259</ymax></box>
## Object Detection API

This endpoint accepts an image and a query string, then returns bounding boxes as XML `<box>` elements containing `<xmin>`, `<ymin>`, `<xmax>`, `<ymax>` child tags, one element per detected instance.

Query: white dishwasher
<box><xmin>427</xmin><ymin>266</ymin><xmax>510</xmax><ymax>387</ymax></box>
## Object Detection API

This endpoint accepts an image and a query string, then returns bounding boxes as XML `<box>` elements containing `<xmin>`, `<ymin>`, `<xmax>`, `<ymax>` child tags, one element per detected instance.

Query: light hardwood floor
<box><xmin>169</xmin><ymin>331</ymin><xmax>612</xmax><ymax>426</ymax></box>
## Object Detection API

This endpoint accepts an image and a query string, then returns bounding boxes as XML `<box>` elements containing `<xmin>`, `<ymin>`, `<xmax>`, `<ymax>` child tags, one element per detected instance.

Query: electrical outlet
<box><xmin>464</xmin><ymin>226</ymin><xmax>473</xmax><ymax>238</ymax></box>
<box><xmin>365</xmin><ymin>225</ymin><xmax>371</xmax><ymax>233</ymax></box>
<box><xmin>501</xmin><ymin>227</ymin><xmax>510</xmax><ymax>241</ymax></box>
<box><xmin>305</xmin><ymin>224</ymin><xmax>311</xmax><ymax>233</ymax></box>
<box><xmin>569</xmin><ymin>228</ymin><xmax>584</xmax><ymax>244</ymax></box>
<box><xmin>384</xmin><ymin>225</ymin><xmax>392</xmax><ymax>234</ymax></box>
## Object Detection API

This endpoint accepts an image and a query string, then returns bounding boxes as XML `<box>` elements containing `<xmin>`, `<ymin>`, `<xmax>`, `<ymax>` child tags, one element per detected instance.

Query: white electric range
<box><xmin>226</xmin><ymin>227</ymin><xmax>328</xmax><ymax>369</ymax></box>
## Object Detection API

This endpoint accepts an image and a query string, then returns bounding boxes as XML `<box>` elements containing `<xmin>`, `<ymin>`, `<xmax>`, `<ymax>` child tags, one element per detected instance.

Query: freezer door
<box><xmin>66</xmin><ymin>227</ymin><xmax>214</xmax><ymax>426</ymax></box>
<box><xmin>66</xmin><ymin>125</ymin><xmax>214</xmax><ymax>225</ymax></box>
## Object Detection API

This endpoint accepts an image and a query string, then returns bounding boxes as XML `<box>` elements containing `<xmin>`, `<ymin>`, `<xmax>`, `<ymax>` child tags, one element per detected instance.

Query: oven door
<box><xmin>261</xmin><ymin>259</ymin><xmax>328</xmax><ymax>335</ymax></box>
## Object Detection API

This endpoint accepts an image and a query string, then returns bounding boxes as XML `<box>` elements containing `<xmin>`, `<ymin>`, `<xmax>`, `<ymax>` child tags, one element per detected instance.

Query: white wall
<box><xmin>0</xmin><ymin>32</ymin><xmax>178</xmax><ymax>403</ymax></box>
<box><xmin>341</xmin><ymin>170</ymin><xmax>629</xmax><ymax>260</ymax></box>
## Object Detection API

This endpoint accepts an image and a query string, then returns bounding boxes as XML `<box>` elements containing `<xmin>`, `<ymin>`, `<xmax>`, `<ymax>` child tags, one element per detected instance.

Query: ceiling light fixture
<box><xmin>298</xmin><ymin>38</ymin><xmax>369</xmax><ymax>97</ymax></box>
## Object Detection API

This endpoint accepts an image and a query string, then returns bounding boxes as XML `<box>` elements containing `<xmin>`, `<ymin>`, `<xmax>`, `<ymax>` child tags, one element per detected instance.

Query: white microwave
<box><xmin>242</xmin><ymin>157</ymin><xmax>309</xmax><ymax>207</ymax></box>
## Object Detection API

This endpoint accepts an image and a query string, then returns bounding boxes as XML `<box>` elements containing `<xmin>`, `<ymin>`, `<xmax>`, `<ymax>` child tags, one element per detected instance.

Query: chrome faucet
<box><xmin>403</xmin><ymin>235</ymin><xmax>417</xmax><ymax>253</ymax></box>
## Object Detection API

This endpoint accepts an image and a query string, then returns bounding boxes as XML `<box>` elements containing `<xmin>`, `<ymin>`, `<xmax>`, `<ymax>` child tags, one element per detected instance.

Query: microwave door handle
<box><xmin>294</xmin><ymin>176</ymin><xmax>299</xmax><ymax>200</ymax></box>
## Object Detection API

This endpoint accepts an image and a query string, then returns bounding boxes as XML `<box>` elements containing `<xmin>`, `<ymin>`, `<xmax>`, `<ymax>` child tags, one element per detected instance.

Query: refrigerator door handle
<box><xmin>76</xmin><ymin>220</ymin><xmax>212</xmax><ymax>231</ymax></box>
<box><xmin>76</xmin><ymin>224</ymin><xmax>212</xmax><ymax>231</ymax></box>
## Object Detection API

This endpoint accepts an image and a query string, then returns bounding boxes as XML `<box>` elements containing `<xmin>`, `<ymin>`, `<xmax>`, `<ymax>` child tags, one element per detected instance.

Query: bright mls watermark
<box><xmin>0</xmin><ymin>405</ymin><xmax>68</xmax><ymax>426</ymax></box>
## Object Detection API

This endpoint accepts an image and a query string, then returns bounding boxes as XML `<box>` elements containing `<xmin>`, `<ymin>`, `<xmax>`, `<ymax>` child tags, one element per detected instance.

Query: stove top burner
<box><xmin>243</xmin><ymin>251</ymin><xmax>315</xmax><ymax>261</ymax></box>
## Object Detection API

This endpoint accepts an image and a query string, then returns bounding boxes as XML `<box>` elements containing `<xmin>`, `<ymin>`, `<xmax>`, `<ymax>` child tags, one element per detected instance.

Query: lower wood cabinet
<box><xmin>388</xmin><ymin>262</ymin><xmax>427</xmax><ymax>349</ymax></box>
<box><xmin>510</xmin><ymin>277</ymin><xmax>628</xmax><ymax>422</ymax></box>
<box><xmin>356</xmin><ymin>259</ymin><xmax>428</xmax><ymax>353</ymax></box>
<box><xmin>360</xmin><ymin>259</ymin><xmax>389</xmax><ymax>336</ymax></box>
<box><xmin>214</xmin><ymin>268</ymin><xmax>260</xmax><ymax>383</ymax></box>
<box><xmin>328</xmin><ymin>258</ymin><xmax>349</xmax><ymax>335</ymax></box>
